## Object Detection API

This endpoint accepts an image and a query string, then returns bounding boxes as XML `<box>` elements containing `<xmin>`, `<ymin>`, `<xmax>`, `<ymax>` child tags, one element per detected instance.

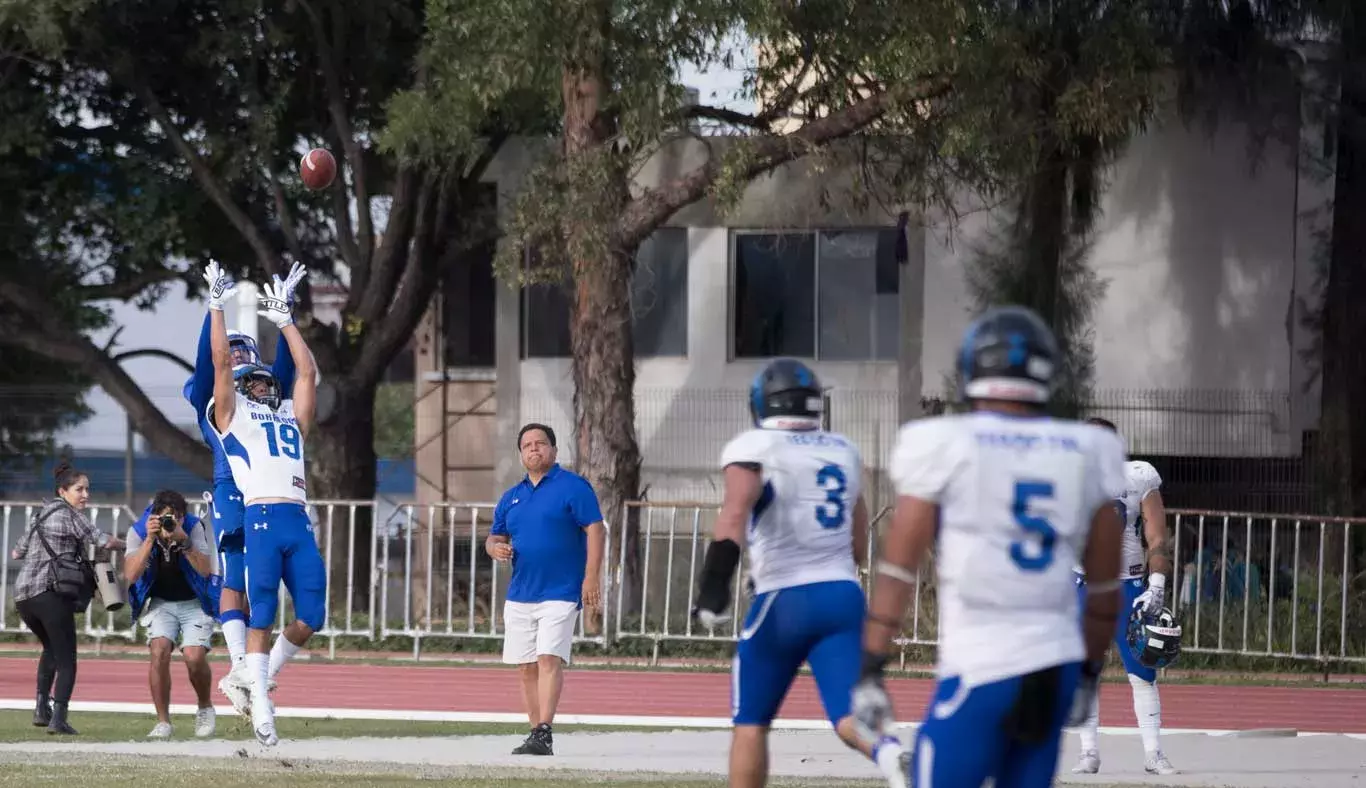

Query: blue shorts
<box><xmin>1075</xmin><ymin>574</ymin><xmax>1155</xmax><ymax>682</ymax></box>
<box><xmin>731</xmin><ymin>579</ymin><xmax>865</xmax><ymax>727</ymax></box>
<box><xmin>911</xmin><ymin>662</ymin><xmax>1081</xmax><ymax>788</ymax></box>
<box><xmin>242</xmin><ymin>502</ymin><xmax>326</xmax><ymax>632</ymax></box>
<box><xmin>210</xmin><ymin>482</ymin><xmax>246</xmax><ymax>593</ymax></box>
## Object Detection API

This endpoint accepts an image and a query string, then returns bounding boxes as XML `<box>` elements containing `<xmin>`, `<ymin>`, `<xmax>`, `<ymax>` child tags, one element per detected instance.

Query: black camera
<box><xmin>158</xmin><ymin>514</ymin><xmax>178</xmax><ymax>531</ymax></box>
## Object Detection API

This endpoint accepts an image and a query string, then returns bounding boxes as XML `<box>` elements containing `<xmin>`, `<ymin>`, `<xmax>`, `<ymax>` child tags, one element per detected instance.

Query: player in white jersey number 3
<box><xmin>851</xmin><ymin>306</ymin><xmax>1129</xmax><ymax>788</ymax></box>
<box><xmin>691</xmin><ymin>359</ymin><xmax>909</xmax><ymax>788</ymax></box>
<box><xmin>1072</xmin><ymin>417</ymin><xmax>1180</xmax><ymax>775</ymax></box>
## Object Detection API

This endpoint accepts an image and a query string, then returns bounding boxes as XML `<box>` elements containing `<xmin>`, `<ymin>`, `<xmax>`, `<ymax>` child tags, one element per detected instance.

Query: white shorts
<box><xmin>502</xmin><ymin>600</ymin><xmax>579</xmax><ymax>665</ymax></box>
<box><xmin>143</xmin><ymin>598</ymin><xmax>216</xmax><ymax>651</ymax></box>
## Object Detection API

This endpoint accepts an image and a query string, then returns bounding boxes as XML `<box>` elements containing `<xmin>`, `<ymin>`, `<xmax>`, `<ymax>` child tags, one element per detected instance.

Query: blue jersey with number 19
<box><xmin>720</xmin><ymin>428</ymin><xmax>862</xmax><ymax>595</ymax></box>
<box><xmin>206</xmin><ymin>393</ymin><xmax>309</xmax><ymax>505</ymax></box>
<box><xmin>891</xmin><ymin>411</ymin><xmax>1127</xmax><ymax>687</ymax></box>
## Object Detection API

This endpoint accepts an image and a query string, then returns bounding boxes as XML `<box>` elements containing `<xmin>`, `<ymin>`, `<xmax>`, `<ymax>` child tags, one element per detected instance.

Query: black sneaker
<box><xmin>512</xmin><ymin>723</ymin><xmax>553</xmax><ymax>755</ymax></box>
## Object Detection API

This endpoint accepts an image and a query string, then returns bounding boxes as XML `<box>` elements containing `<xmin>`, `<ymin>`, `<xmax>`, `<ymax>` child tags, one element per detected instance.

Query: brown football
<box><xmin>300</xmin><ymin>148</ymin><xmax>337</xmax><ymax>190</ymax></box>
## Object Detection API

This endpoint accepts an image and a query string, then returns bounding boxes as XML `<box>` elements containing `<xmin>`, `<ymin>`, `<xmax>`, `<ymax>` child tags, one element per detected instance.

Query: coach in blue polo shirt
<box><xmin>487</xmin><ymin>422</ymin><xmax>605</xmax><ymax>757</ymax></box>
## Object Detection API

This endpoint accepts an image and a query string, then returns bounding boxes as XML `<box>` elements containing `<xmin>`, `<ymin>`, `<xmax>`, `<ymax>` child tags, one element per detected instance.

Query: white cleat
<box><xmin>1145</xmin><ymin>751</ymin><xmax>1178</xmax><ymax>775</ymax></box>
<box><xmin>146</xmin><ymin>721</ymin><xmax>173</xmax><ymax>739</ymax></box>
<box><xmin>1071</xmin><ymin>750</ymin><xmax>1100</xmax><ymax>774</ymax></box>
<box><xmin>194</xmin><ymin>706</ymin><xmax>217</xmax><ymax>738</ymax></box>
<box><xmin>254</xmin><ymin>720</ymin><xmax>278</xmax><ymax>747</ymax></box>
<box><xmin>217</xmin><ymin>669</ymin><xmax>252</xmax><ymax>718</ymax></box>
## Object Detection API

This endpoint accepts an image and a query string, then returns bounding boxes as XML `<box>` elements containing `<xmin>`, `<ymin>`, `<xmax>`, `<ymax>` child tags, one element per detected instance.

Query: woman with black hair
<box><xmin>10</xmin><ymin>461</ymin><xmax>125</xmax><ymax>734</ymax></box>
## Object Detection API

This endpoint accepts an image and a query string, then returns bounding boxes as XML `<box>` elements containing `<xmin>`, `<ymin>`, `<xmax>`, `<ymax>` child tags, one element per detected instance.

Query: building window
<box><xmin>520</xmin><ymin>229</ymin><xmax>690</xmax><ymax>359</ymax></box>
<box><xmin>442</xmin><ymin>187</ymin><xmax>499</xmax><ymax>368</ymax></box>
<box><xmin>731</xmin><ymin>228</ymin><xmax>900</xmax><ymax>361</ymax></box>
<box><xmin>631</xmin><ymin>227</ymin><xmax>688</xmax><ymax>357</ymax></box>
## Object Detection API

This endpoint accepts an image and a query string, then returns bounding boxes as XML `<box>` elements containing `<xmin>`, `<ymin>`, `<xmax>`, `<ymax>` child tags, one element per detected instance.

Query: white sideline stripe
<box><xmin>2</xmin><ymin>699</ymin><xmax>1362</xmax><ymax>740</ymax></box>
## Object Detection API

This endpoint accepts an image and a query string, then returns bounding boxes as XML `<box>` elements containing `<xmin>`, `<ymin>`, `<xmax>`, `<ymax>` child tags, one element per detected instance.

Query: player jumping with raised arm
<box><xmin>185</xmin><ymin>261</ymin><xmax>303</xmax><ymax>717</ymax></box>
<box><xmin>691</xmin><ymin>359</ymin><xmax>908</xmax><ymax>788</ymax></box>
<box><xmin>203</xmin><ymin>260</ymin><xmax>325</xmax><ymax>746</ymax></box>
<box><xmin>1072</xmin><ymin>417</ymin><xmax>1179</xmax><ymax>775</ymax></box>
<box><xmin>850</xmin><ymin>306</ymin><xmax>1129</xmax><ymax>788</ymax></box>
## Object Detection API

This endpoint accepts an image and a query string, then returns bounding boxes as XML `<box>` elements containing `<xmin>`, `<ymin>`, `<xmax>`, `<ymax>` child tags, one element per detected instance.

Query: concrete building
<box><xmin>414</xmin><ymin>76</ymin><xmax>1331</xmax><ymax>513</ymax></box>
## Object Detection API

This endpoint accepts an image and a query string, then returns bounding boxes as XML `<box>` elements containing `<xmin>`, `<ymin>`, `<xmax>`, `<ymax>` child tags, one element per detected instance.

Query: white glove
<box><xmin>695</xmin><ymin>608</ymin><xmax>730</xmax><ymax>631</ymax></box>
<box><xmin>1067</xmin><ymin>662</ymin><xmax>1103</xmax><ymax>727</ymax></box>
<box><xmin>202</xmin><ymin>260</ymin><xmax>237</xmax><ymax>311</ymax></box>
<box><xmin>851</xmin><ymin>672</ymin><xmax>895</xmax><ymax>745</ymax></box>
<box><xmin>273</xmin><ymin>260</ymin><xmax>308</xmax><ymax>304</ymax></box>
<box><xmin>257</xmin><ymin>279</ymin><xmax>295</xmax><ymax>328</ymax></box>
<box><xmin>1134</xmin><ymin>573</ymin><xmax>1166</xmax><ymax>615</ymax></box>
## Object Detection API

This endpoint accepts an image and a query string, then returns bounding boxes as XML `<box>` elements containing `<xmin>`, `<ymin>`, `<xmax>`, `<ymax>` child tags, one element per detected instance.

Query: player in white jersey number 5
<box><xmin>203</xmin><ymin>261</ymin><xmax>326</xmax><ymax>747</ymax></box>
<box><xmin>691</xmin><ymin>359</ymin><xmax>908</xmax><ymax>788</ymax></box>
<box><xmin>851</xmin><ymin>306</ymin><xmax>1129</xmax><ymax>788</ymax></box>
<box><xmin>1071</xmin><ymin>417</ymin><xmax>1181</xmax><ymax>776</ymax></box>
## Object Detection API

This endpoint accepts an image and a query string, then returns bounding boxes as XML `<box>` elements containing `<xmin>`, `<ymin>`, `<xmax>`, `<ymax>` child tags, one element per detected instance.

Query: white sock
<box><xmin>1079</xmin><ymin>688</ymin><xmax>1101</xmax><ymax>753</ymax></box>
<box><xmin>246</xmin><ymin>652</ymin><xmax>271</xmax><ymax>725</ymax></box>
<box><xmin>222</xmin><ymin>619</ymin><xmax>248</xmax><ymax>668</ymax></box>
<box><xmin>1129</xmin><ymin>673</ymin><xmax>1162</xmax><ymax>755</ymax></box>
<box><xmin>872</xmin><ymin>735</ymin><xmax>907</xmax><ymax>787</ymax></box>
<box><xmin>269</xmin><ymin>635</ymin><xmax>301</xmax><ymax>679</ymax></box>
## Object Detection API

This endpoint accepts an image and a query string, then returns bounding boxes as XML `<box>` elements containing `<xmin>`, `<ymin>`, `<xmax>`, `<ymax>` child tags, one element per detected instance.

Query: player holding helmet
<box><xmin>203</xmin><ymin>260</ymin><xmax>324</xmax><ymax>746</ymax></box>
<box><xmin>851</xmin><ymin>306</ymin><xmax>1128</xmax><ymax>787</ymax></box>
<box><xmin>184</xmin><ymin>261</ymin><xmax>303</xmax><ymax>717</ymax></box>
<box><xmin>1072</xmin><ymin>417</ymin><xmax>1181</xmax><ymax>776</ymax></box>
<box><xmin>691</xmin><ymin>359</ymin><xmax>908</xmax><ymax>788</ymax></box>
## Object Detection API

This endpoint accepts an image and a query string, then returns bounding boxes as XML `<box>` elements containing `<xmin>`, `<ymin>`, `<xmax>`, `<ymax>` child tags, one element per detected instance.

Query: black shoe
<box><xmin>32</xmin><ymin>694</ymin><xmax>51</xmax><ymax>727</ymax></box>
<box><xmin>511</xmin><ymin>723</ymin><xmax>553</xmax><ymax>755</ymax></box>
<box><xmin>46</xmin><ymin>702</ymin><xmax>77</xmax><ymax>735</ymax></box>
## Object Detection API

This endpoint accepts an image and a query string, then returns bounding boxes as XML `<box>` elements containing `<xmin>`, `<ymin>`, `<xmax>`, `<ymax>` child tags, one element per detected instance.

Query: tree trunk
<box><xmin>560</xmin><ymin>9</ymin><xmax>644</xmax><ymax>624</ymax></box>
<box><xmin>309</xmin><ymin>384</ymin><xmax>379</xmax><ymax>620</ymax></box>
<box><xmin>1317</xmin><ymin>25</ymin><xmax>1366</xmax><ymax>520</ymax></box>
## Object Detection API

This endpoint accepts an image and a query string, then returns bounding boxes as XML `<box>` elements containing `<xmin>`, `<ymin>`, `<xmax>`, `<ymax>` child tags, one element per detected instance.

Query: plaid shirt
<box><xmin>11</xmin><ymin>499</ymin><xmax>110</xmax><ymax>603</ymax></box>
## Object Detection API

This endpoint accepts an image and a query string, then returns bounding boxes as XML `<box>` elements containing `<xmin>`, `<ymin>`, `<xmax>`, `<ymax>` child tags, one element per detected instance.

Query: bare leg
<box><xmin>729</xmin><ymin>725</ymin><xmax>769</xmax><ymax>788</ymax></box>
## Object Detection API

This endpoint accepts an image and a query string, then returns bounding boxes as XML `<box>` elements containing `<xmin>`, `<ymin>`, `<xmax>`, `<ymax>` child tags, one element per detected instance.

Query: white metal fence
<box><xmin>1</xmin><ymin>499</ymin><xmax>1361</xmax><ymax>666</ymax></box>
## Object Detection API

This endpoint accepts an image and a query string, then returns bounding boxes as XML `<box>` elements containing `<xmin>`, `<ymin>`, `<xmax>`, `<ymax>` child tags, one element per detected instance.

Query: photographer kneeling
<box><xmin>124</xmin><ymin>490</ymin><xmax>220</xmax><ymax>739</ymax></box>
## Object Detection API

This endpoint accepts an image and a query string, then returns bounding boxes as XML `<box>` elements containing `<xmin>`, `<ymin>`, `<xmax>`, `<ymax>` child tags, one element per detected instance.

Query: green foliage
<box><xmin>373</xmin><ymin>382</ymin><xmax>415</xmax><ymax>459</ymax></box>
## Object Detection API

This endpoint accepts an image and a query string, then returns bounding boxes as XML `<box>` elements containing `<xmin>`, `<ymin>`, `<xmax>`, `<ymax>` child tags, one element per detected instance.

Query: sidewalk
<box><xmin>0</xmin><ymin>641</ymin><xmax>1359</xmax><ymax>684</ymax></box>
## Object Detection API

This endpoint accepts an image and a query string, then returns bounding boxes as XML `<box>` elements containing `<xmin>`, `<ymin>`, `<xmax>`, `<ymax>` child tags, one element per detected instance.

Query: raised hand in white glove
<box><xmin>1134</xmin><ymin>572</ymin><xmax>1166</xmax><ymax>615</ymax></box>
<box><xmin>202</xmin><ymin>260</ymin><xmax>237</xmax><ymax>311</ymax></box>
<box><xmin>851</xmin><ymin>653</ymin><xmax>896</xmax><ymax>746</ymax></box>
<box><xmin>693</xmin><ymin>606</ymin><xmax>730</xmax><ymax>631</ymax></box>
<box><xmin>257</xmin><ymin>279</ymin><xmax>295</xmax><ymax>328</ymax></box>
<box><xmin>272</xmin><ymin>260</ymin><xmax>308</xmax><ymax>304</ymax></box>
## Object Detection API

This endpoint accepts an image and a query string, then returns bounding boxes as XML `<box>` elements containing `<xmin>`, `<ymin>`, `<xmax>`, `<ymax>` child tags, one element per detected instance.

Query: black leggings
<box><xmin>16</xmin><ymin>591</ymin><xmax>78</xmax><ymax>704</ymax></box>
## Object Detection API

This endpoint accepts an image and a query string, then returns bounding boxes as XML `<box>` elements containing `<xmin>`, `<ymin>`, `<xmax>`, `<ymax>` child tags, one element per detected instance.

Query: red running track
<box><xmin>1</xmin><ymin>657</ymin><xmax>1362</xmax><ymax>733</ymax></box>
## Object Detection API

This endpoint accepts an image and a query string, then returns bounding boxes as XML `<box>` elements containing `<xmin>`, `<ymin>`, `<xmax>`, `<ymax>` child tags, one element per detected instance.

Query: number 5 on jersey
<box><xmin>1011</xmin><ymin>480</ymin><xmax>1056</xmax><ymax>571</ymax></box>
<box><xmin>263</xmin><ymin>422</ymin><xmax>302</xmax><ymax>459</ymax></box>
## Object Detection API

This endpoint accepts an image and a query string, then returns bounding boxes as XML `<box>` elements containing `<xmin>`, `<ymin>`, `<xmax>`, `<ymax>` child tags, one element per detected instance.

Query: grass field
<box><xmin>0</xmin><ymin>709</ymin><xmax>651</xmax><ymax>743</ymax></box>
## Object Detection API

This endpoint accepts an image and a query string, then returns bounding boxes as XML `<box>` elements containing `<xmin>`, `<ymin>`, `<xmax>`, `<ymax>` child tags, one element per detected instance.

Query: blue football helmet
<box><xmin>1126</xmin><ymin>604</ymin><xmax>1183</xmax><ymax>669</ymax></box>
<box><xmin>227</xmin><ymin>330</ymin><xmax>261</xmax><ymax>366</ymax></box>
<box><xmin>956</xmin><ymin>305</ymin><xmax>1059</xmax><ymax>405</ymax></box>
<box><xmin>749</xmin><ymin>359</ymin><xmax>823</xmax><ymax>430</ymax></box>
<box><xmin>233</xmin><ymin>363</ymin><xmax>282</xmax><ymax>410</ymax></box>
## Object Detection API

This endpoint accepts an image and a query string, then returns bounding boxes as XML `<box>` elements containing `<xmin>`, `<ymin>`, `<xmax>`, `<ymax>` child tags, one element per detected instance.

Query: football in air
<box><xmin>300</xmin><ymin>148</ymin><xmax>337</xmax><ymax>190</ymax></box>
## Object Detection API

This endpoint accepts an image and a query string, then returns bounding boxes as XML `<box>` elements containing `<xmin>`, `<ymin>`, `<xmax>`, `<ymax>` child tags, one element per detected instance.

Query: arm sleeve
<box><xmin>569</xmin><ymin>478</ymin><xmax>605</xmax><ymax>528</ymax></box>
<box><xmin>187</xmin><ymin>312</ymin><xmax>215</xmax><ymax>411</ymax></box>
<box><xmin>1086</xmin><ymin>430</ymin><xmax>1129</xmax><ymax>515</ymax></box>
<box><xmin>188</xmin><ymin>516</ymin><xmax>213</xmax><ymax>554</ymax></box>
<box><xmin>719</xmin><ymin>430</ymin><xmax>771</xmax><ymax>468</ymax></box>
<box><xmin>1131</xmin><ymin>461</ymin><xmax>1163</xmax><ymax>501</ymax></box>
<box><xmin>270</xmin><ymin>331</ymin><xmax>298</xmax><ymax>396</ymax></box>
<box><xmin>890</xmin><ymin>418</ymin><xmax>958</xmax><ymax>502</ymax></box>
<box><xmin>490</xmin><ymin>495</ymin><xmax>509</xmax><ymax>537</ymax></box>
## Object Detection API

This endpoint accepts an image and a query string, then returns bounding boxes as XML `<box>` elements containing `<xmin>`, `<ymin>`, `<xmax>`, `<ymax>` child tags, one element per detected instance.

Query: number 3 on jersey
<box><xmin>263</xmin><ymin>422</ymin><xmax>302</xmax><ymax>459</ymax></box>
<box><xmin>814</xmin><ymin>464</ymin><xmax>847</xmax><ymax>530</ymax></box>
<box><xmin>1011</xmin><ymin>480</ymin><xmax>1057</xmax><ymax>571</ymax></box>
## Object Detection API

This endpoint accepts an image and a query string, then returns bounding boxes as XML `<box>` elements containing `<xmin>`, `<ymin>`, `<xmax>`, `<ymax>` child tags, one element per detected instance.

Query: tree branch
<box><xmin>354</xmin><ymin>165</ymin><xmax>421</xmax><ymax>324</ymax></box>
<box><xmin>685</xmin><ymin>105</ymin><xmax>775</xmax><ymax>132</ymax></box>
<box><xmin>128</xmin><ymin>75</ymin><xmax>283</xmax><ymax>280</ymax></box>
<box><xmin>77</xmin><ymin>267</ymin><xmax>185</xmax><ymax>302</ymax></box>
<box><xmin>296</xmin><ymin>0</ymin><xmax>373</xmax><ymax>271</ymax></box>
<box><xmin>618</xmin><ymin>74</ymin><xmax>952</xmax><ymax>248</ymax></box>
<box><xmin>0</xmin><ymin>281</ymin><xmax>213</xmax><ymax>479</ymax></box>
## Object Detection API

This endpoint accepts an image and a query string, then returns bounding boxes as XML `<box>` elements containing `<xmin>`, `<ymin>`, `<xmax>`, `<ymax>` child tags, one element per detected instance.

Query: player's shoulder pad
<box><xmin>720</xmin><ymin>429</ymin><xmax>775</xmax><ymax>469</ymax></box>
<box><xmin>889</xmin><ymin>414</ymin><xmax>964</xmax><ymax>501</ymax></box>
<box><xmin>1127</xmin><ymin>459</ymin><xmax>1162</xmax><ymax>493</ymax></box>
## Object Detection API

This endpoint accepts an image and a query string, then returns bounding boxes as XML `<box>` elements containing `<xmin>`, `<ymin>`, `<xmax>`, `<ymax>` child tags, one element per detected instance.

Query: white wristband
<box><xmin>1148</xmin><ymin>572</ymin><xmax>1167</xmax><ymax>590</ymax></box>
